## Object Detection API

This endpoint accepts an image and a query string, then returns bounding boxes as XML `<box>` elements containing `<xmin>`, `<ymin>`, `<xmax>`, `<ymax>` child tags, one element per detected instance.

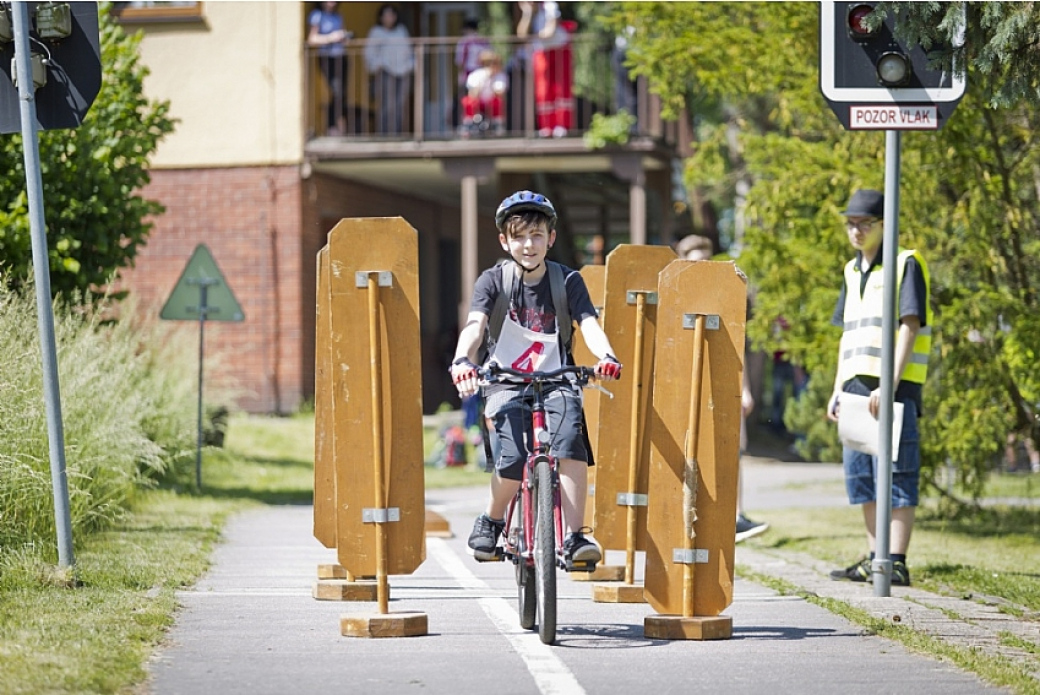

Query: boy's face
<box><xmin>500</xmin><ymin>221</ymin><xmax>555</xmax><ymax>272</ymax></box>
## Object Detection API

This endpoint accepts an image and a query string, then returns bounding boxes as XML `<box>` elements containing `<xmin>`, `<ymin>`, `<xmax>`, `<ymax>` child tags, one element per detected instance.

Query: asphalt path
<box><xmin>146</xmin><ymin>459</ymin><xmax>1003</xmax><ymax>695</ymax></box>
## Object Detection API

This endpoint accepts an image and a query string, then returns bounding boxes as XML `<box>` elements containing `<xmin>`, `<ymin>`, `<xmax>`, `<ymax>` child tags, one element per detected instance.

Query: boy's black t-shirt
<box><xmin>470</xmin><ymin>261</ymin><xmax>598</xmax><ymax>338</ymax></box>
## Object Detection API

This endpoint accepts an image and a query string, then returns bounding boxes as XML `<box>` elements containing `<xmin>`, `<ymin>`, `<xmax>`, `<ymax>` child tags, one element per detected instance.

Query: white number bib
<box><xmin>488</xmin><ymin>314</ymin><xmax>561</xmax><ymax>374</ymax></box>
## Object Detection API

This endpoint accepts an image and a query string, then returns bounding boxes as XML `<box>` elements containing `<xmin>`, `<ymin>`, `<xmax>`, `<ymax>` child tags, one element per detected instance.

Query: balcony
<box><xmin>303</xmin><ymin>34</ymin><xmax>689</xmax><ymax>153</ymax></box>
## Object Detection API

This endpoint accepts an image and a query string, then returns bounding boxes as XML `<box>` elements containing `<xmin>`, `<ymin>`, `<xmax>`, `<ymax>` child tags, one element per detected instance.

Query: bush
<box><xmin>0</xmin><ymin>283</ymin><xmax>197</xmax><ymax>557</ymax></box>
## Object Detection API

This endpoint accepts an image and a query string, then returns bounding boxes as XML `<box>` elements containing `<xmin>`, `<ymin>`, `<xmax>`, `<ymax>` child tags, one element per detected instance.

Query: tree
<box><xmin>604</xmin><ymin>2</ymin><xmax>1040</xmax><ymax>497</ymax></box>
<box><xmin>0</xmin><ymin>4</ymin><xmax>175</xmax><ymax>299</ymax></box>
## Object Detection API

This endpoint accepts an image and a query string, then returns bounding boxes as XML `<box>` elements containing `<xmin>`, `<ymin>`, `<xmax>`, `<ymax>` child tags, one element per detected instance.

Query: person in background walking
<box><xmin>365</xmin><ymin>4</ymin><xmax>414</xmax><ymax>135</ymax></box>
<box><xmin>827</xmin><ymin>189</ymin><xmax>931</xmax><ymax>587</ymax></box>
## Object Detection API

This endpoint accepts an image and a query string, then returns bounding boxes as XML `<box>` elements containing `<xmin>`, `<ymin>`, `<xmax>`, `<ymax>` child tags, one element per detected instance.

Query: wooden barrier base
<box><xmin>341</xmin><ymin>611</ymin><xmax>428</xmax><ymax>638</ymax></box>
<box><xmin>425</xmin><ymin>510</ymin><xmax>453</xmax><ymax>538</ymax></box>
<box><xmin>312</xmin><ymin>580</ymin><xmax>380</xmax><ymax>602</ymax></box>
<box><xmin>592</xmin><ymin>583</ymin><xmax>646</xmax><ymax>603</ymax></box>
<box><xmin>568</xmin><ymin>564</ymin><xmax>625</xmax><ymax>582</ymax></box>
<box><xmin>644</xmin><ymin>614</ymin><xmax>732</xmax><ymax>641</ymax></box>
<box><xmin>317</xmin><ymin>564</ymin><xmax>348</xmax><ymax>580</ymax></box>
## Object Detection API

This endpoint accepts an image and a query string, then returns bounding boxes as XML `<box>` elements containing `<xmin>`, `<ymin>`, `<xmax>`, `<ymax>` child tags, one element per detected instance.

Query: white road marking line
<box><xmin>427</xmin><ymin>538</ymin><xmax>587</xmax><ymax>695</ymax></box>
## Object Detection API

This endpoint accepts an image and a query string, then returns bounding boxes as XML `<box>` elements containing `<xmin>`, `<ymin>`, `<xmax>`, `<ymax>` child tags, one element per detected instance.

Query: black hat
<box><xmin>842</xmin><ymin>189</ymin><xmax>885</xmax><ymax>217</ymax></box>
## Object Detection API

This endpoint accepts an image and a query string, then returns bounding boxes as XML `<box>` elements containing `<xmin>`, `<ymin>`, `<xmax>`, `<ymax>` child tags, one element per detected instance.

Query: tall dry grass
<box><xmin>0</xmin><ymin>284</ymin><xmax>198</xmax><ymax>559</ymax></box>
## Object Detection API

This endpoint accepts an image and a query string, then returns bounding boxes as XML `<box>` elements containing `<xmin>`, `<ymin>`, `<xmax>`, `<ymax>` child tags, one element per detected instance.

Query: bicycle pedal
<box><xmin>472</xmin><ymin>547</ymin><xmax>506</xmax><ymax>563</ymax></box>
<box><xmin>565</xmin><ymin>559</ymin><xmax>597</xmax><ymax>573</ymax></box>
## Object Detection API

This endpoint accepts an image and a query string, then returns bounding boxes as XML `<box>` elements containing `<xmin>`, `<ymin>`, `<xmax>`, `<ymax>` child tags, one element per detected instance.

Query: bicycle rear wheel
<box><xmin>514</xmin><ymin>493</ymin><xmax>536</xmax><ymax>630</ymax></box>
<box><xmin>533</xmin><ymin>456</ymin><xmax>557</xmax><ymax>644</ymax></box>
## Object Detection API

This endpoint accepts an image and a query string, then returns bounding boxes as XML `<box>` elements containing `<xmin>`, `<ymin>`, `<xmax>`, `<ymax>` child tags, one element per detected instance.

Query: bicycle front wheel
<box><xmin>533</xmin><ymin>456</ymin><xmax>557</xmax><ymax>644</ymax></box>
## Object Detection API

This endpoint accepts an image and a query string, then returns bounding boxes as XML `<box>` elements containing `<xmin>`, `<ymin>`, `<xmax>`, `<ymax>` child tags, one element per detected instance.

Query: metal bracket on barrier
<box><xmin>616</xmin><ymin>492</ymin><xmax>648</xmax><ymax>507</ymax></box>
<box><xmin>672</xmin><ymin>548</ymin><xmax>709</xmax><ymax>564</ymax></box>
<box><xmin>683</xmin><ymin>313</ymin><xmax>720</xmax><ymax>331</ymax></box>
<box><xmin>627</xmin><ymin>290</ymin><xmax>658</xmax><ymax>305</ymax></box>
<box><xmin>362</xmin><ymin>507</ymin><xmax>400</xmax><ymax>523</ymax></box>
<box><xmin>356</xmin><ymin>271</ymin><xmax>393</xmax><ymax>288</ymax></box>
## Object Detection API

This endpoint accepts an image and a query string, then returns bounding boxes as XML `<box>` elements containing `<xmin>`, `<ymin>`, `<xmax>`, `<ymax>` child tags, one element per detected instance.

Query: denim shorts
<box><xmin>489</xmin><ymin>385</ymin><xmax>589</xmax><ymax>481</ymax></box>
<box><xmin>842</xmin><ymin>398</ymin><xmax>920</xmax><ymax>507</ymax></box>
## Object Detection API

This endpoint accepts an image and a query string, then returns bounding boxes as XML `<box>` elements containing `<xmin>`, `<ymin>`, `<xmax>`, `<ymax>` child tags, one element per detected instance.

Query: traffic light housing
<box><xmin>820</xmin><ymin>1</ymin><xmax>965</xmax><ymax>130</ymax></box>
<box><xmin>0</xmin><ymin>2</ymin><xmax>101</xmax><ymax>134</ymax></box>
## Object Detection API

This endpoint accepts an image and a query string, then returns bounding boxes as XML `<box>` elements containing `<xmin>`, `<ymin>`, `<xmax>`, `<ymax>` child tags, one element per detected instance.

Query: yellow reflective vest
<box><xmin>839</xmin><ymin>248</ymin><xmax>932</xmax><ymax>385</ymax></box>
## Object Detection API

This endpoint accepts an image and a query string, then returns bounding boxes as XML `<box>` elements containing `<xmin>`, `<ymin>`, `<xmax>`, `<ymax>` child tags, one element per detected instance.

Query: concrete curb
<box><xmin>737</xmin><ymin>545</ymin><xmax>1040</xmax><ymax>683</ymax></box>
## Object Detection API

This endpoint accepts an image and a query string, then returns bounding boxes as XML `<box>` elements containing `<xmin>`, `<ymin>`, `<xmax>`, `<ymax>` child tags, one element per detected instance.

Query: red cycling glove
<box><xmin>595</xmin><ymin>355</ymin><xmax>622</xmax><ymax>380</ymax></box>
<box><xmin>450</xmin><ymin>357</ymin><xmax>478</xmax><ymax>388</ymax></box>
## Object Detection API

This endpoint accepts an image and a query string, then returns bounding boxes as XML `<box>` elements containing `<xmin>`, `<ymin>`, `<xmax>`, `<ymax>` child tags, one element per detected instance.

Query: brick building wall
<box><xmin>123</xmin><ymin>165</ymin><xmax>305</xmax><ymax>414</ymax></box>
<box><xmin>125</xmin><ymin>165</ymin><xmax>495</xmax><ymax>414</ymax></box>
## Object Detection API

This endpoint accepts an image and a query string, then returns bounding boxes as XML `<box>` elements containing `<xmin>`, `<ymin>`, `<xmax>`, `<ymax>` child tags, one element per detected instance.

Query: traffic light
<box><xmin>0</xmin><ymin>2</ymin><xmax>101</xmax><ymax>134</ymax></box>
<box><xmin>819</xmin><ymin>0</ymin><xmax>965</xmax><ymax>131</ymax></box>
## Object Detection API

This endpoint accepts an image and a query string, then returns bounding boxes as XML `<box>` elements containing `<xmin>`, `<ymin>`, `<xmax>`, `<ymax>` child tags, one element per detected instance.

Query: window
<box><xmin>111</xmin><ymin>2</ymin><xmax>204</xmax><ymax>24</ymax></box>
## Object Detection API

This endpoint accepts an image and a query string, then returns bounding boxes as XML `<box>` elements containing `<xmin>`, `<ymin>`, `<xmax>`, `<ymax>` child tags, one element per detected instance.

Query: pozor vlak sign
<box><xmin>820</xmin><ymin>1</ymin><xmax>965</xmax><ymax>131</ymax></box>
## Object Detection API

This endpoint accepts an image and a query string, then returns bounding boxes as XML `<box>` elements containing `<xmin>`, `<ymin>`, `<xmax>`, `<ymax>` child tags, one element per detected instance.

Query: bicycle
<box><xmin>477</xmin><ymin>362</ymin><xmax>609</xmax><ymax>645</ymax></box>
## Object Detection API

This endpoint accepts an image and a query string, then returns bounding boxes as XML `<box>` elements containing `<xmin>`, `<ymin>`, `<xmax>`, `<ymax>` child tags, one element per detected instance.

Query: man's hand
<box><xmin>595</xmin><ymin>355</ymin><xmax>622</xmax><ymax>381</ymax></box>
<box><xmin>450</xmin><ymin>358</ymin><xmax>479</xmax><ymax>397</ymax></box>
<box><xmin>868</xmin><ymin>388</ymin><xmax>881</xmax><ymax>419</ymax></box>
<box><xmin>826</xmin><ymin>391</ymin><xmax>841</xmax><ymax>423</ymax></box>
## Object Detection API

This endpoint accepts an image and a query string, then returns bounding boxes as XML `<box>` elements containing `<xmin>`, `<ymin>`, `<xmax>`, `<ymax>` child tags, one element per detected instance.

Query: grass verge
<box><xmin>740</xmin><ymin>570</ymin><xmax>1040</xmax><ymax>695</ymax></box>
<box><xmin>0</xmin><ymin>413</ymin><xmax>315</xmax><ymax>695</ymax></box>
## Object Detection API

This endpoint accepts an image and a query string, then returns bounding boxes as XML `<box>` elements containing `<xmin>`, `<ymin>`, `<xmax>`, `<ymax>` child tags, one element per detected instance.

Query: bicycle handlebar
<box><xmin>478</xmin><ymin>362</ymin><xmax>595</xmax><ymax>384</ymax></box>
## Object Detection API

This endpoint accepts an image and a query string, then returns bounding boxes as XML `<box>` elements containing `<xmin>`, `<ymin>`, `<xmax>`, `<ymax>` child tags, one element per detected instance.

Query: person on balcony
<box><xmin>517</xmin><ymin>1</ymin><xmax>574</xmax><ymax>138</ymax></box>
<box><xmin>364</xmin><ymin>4</ymin><xmax>414</xmax><ymax>135</ymax></box>
<box><xmin>460</xmin><ymin>50</ymin><xmax>509</xmax><ymax>138</ymax></box>
<box><xmin>307</xmin><ymin>1</ymin><xmax>351</xmax><ymax>137</ymax></box>
<box><xmin>455</xmin><ymin>18</ymin><xmax>491</xmax><ymax>94</ymax></box>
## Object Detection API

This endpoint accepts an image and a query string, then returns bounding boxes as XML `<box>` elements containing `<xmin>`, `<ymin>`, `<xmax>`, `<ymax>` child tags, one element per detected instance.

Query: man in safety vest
<box><xmin>826</xmin><ymin>189</ymin><xmax>931</xmax><ymax>587</ymax></box>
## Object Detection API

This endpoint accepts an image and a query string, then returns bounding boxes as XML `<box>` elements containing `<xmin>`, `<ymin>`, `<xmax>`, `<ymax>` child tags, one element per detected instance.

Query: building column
<box><xmin>460</xmin><ymin>174</ymin><xmax>478</xmax><ymax>327</ymax></box>
<box><xmin>612</xmin><ymin>153</ymin><xmax>647</xmax><ymax>245</ymax></box>
<box><xmin>443</xmin><ymin>158</ymin><xmax>496</xmax><ymax>327</ymax></box>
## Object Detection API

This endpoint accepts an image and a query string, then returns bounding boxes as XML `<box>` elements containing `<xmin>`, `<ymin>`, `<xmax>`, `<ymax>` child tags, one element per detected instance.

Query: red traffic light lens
<box><xmin>847</xmin><ymin>4</ymin><xmax>876</xmax><ymax>40</ymax></box>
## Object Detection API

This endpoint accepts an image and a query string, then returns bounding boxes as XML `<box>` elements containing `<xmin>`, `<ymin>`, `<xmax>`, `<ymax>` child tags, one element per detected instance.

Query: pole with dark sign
<box><xmin>11</xmin><ymin>1</ymin><xmax>74</xmax><ymax>569</ymax></box>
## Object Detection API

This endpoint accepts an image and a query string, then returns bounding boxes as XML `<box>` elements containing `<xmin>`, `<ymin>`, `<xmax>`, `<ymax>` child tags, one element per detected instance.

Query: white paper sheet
<box><xmin>837</xmin><ymin>392</ymin><xmax>903</xmax><ymax>461</ymax></box>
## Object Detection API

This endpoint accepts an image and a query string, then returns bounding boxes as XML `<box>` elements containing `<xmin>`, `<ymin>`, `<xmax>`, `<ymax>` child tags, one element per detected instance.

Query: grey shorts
<box><xmin>842</xmin><ymin>398</ymin><xmax>921</xmax><ymax>507</ymax></box>
<box><xmin>488</xmin><ymin>385</ymin><xmax>589</xmax><ymax>481</ymax></box>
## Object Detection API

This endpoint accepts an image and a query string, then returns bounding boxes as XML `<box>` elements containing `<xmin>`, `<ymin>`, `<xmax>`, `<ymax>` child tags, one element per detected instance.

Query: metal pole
<box><xmin>873</xmin><ymin>129</ymin><xmax>901</xmax><ymax>597</ymax></box>
<box><xmin>195</xmin><ymin>283</ymin><xmax>208</xmax><ymax>491</ymax></box>
<box><xmin>624</xmin><ymin>293</ymin><xmax>646</xmax><ymax>585</ymax></box>
<box><xmin>13</xmin><ymin>1</ymin><xmax>75</xmax><ymax>569</ymax></box>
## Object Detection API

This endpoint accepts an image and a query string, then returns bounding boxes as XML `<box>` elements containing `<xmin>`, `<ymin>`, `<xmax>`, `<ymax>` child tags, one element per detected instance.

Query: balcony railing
<box><xmin>304</xmin><ymin>34</ymin><xmax>684</xmax><ymax>149</ymax></box>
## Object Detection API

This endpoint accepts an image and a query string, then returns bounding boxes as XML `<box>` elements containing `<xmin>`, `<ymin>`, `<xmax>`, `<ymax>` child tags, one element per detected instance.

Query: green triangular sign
<box><xmin>160</xmin><ymin>245</ymin><xmax>244</xmax><ymax>322</ymax></box>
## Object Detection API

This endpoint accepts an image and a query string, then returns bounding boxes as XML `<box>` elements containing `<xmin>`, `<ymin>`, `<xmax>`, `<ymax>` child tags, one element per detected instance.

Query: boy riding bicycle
<box><xmin>449</xmin><ymin>190</ymin><xmax>622</xmax><ymax>568</ymax></box>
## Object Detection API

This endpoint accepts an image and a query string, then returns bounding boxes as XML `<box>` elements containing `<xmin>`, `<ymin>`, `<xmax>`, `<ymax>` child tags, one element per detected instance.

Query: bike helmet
<box><xmin>495</xmin><ymin>190</ymin><xmax>558</xmax><ymax>231</ymax></box>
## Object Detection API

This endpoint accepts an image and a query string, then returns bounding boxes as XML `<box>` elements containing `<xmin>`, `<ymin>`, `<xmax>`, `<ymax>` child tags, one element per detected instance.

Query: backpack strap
<box><xmin>483</xmin><ymin>259</ymin><xmax>515</xmax><ymax>363</ymax></box>
<box><xmin>546</xmin><ymin>260</ymin><xmax>572</xmax><ymax>355</ymax></box>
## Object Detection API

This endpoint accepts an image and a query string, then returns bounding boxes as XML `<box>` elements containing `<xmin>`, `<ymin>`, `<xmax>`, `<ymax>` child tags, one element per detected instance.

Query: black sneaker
<box><xmin>735</xmin><ymin>514</ymin><xmax>769</xmax><ymax>543</ymax></box>
<box><xmin>468</xmin><ymin>514</ymin><xmax>504</xmax><ymax>561</ymax></box>
<box><xmin>830</xmin><ymin>558</ymin><xmax>871</xmax><ymax>582</ymax></box>
<box><xmin>892</xmin><ymin>560</ymin><xmax>911</xmax><ymax>586</ymax></box>
<box><xmin>563</xmin><ymin>532</ymin><xmax>601</xmax><ymax>565</ymax></box>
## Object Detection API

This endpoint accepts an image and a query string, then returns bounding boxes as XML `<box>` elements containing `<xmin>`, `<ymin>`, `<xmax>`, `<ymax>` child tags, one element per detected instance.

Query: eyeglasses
<box><xmin>846</xmin><ymin>219</ymin><xmax>879</xmax><ymax>231</ymax></box>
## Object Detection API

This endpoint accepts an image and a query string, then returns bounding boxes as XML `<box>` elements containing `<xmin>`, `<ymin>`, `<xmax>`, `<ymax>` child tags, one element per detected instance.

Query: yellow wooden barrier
<box><xmin>593</xmin><ymin>245</ymin><xmax>676</xmax><ymax>585</ymax></box>
<box><xmin>643</xmin><ymin>260</ymin><xmax>746</xmax><ymax>640</ymax></box>
<box><xmin>326</xmin><ymin>217</ymin><xmax>427</xmax><ymax>637</ymax></box>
